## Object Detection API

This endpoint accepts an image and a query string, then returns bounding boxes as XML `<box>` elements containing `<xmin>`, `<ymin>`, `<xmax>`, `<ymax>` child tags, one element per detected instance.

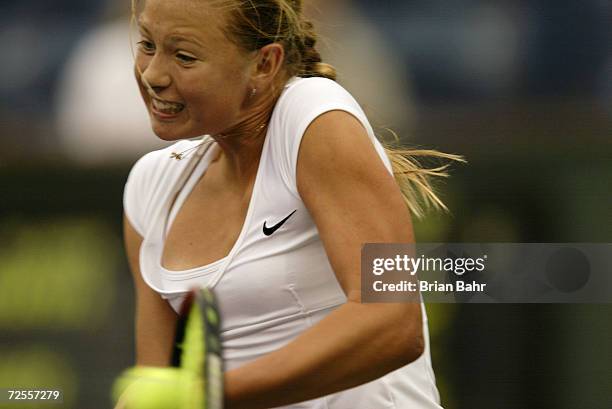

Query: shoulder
<box><xmin>270</xmin><ymin>76</ymin><xmax>370</xmax><ymax>150</ymax></box>
<box><xmin>125</xmin><ymin>139</ymin><xmax>194</xmax><ymax>194</ymax></box>
<box><xmin>267</xmin><ymin>77</ymin><xmax>389</xmax><ymax>194</ymax></box>
<box><xmin>276</xmin><ymin>77</ymin><xmax>361</xmax><ymax>117</ymax></box>
<box><xmin>283</xmin><ymin>76</ymin><xmax>351</xmax><ymax>97</ymax></box>
<box><xmin>123</xmin><ymin>139</ymin><xmax>204</xmax><ymax>236</ymax></box>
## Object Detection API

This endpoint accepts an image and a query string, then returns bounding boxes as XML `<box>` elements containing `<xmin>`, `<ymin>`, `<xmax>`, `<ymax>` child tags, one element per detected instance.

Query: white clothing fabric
<box><xmin>123</xmin><ymin>77</ymin><xmax>442</xmax><ymax>408</ymax></box>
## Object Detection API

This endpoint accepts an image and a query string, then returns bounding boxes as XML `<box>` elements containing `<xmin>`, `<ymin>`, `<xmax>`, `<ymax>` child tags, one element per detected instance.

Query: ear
<box><xmin>251</xmin><ymin>43</ymin><xmax>285</xmax><ymax>88</ymax></box>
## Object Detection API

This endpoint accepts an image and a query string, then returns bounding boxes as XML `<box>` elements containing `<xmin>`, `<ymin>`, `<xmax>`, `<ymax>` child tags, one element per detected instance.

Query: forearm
<box><xmin>134</xmin><ymin>306</ymin><xmax>177</xmax><ymax>366</ymax></box>
<box><xmin>224</xmin><ymin>301</ymin><xmax>424</xmax><ymax>409</ymax></box>
<box><xmin>133</xmin><ymin>281</ymin><xmax>179</xmax><ymax>366</ymax></box>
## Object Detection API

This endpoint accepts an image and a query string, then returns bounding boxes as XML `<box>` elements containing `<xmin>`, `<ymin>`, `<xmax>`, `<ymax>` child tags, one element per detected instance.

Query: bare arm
<box><xmin>124</xmin><ymin>215</ymin><xmax>178</xmax><ymax>367</ymax></box>
<box><xmin>224</xmin><ymin>111</ymin><xmax>424</xmax><ymax>409</ymax></box>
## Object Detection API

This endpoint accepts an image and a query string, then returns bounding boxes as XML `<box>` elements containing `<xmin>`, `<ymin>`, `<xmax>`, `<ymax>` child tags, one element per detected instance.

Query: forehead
<box><xmin>138</xmin><ymin>0</ymin><xmax>228</xmax><ymax>42</ymax></box>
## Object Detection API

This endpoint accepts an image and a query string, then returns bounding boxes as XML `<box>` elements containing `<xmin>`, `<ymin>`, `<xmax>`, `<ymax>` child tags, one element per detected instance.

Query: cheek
<box><xmin>185</xmin><ymin>90</ymin><xmax>243</xmax><ymax>134</ymax></box>
<box><xmin>189</xmin><ymin>92</ymin><xmax>230</xmax><ymax>125</ymax></box>
<box><xmin>133</xmin><ymin>61</ymin><xmax>151</xmax><ymax>104</ymax></box>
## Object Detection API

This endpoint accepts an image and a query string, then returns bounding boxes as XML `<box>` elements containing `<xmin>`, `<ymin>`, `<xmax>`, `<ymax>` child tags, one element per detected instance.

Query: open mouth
<box><xmin>151</xmin><ymin>98</ymin><xmax>185</xmax><ymax>115</ymax></box>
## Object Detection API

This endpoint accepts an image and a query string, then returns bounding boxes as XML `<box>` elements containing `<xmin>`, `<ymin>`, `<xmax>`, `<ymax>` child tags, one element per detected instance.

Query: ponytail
<box><xmin>383</xmin><ymin>143</ymin><xmax>466</xmax><ymax>218</ymax></box>
<box><xmin>295</xmin><ymin>20</ymin><xmax>337</xmax><ymax>80</ymax></box>
<box><xmin>278</xmin><ymin>0</ymin><xmax>465</xmax><ymax>217</ymax></box>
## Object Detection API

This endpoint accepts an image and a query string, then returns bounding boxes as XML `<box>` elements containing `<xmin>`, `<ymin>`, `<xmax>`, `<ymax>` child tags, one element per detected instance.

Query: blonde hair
<box><xmin>381</xmin><ymin>138</ymin><xmax>465</xmax><ymax>219</ymax></box>
<box><xmin>131</xmin><ymin>0</ymin><xmax>465</xmax><ymax>218</ymax></box>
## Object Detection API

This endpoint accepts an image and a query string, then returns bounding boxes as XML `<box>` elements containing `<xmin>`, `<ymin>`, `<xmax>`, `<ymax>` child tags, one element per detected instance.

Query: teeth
<box><xmin>152</xmin><ymin>99</ymin><xmax>184</xmax><ymax>114</ymax></box>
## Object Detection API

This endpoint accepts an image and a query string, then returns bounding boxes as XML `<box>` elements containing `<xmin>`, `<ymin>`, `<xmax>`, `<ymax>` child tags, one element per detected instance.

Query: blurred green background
<box><xmin>1</xmin><ymin>1</ymin><xmax>611</xmax><ymax>408</ymax></box>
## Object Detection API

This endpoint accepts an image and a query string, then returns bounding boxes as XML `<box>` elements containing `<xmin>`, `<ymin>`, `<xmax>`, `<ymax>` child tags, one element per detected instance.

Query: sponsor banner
<box><xmin>361</xmin><ymin>243</ymin><xmax>612</xmax><ymax>303</ymax></box>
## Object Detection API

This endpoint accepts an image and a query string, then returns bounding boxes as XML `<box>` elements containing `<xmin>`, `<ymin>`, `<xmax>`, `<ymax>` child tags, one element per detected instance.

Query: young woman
<box><xmin>122</xmin><ymin>0</ymin><xmax>461</xmax><ymax>407</ymax></box>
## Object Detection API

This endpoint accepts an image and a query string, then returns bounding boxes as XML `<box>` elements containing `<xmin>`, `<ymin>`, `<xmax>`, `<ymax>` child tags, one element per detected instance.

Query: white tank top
<box><xmin>123</xmin><ymin>77</ymin><xmax>442</xmax><ymax>408</ymax></box>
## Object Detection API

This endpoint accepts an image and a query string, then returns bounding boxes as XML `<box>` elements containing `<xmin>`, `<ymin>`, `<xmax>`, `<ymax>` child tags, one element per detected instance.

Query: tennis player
<box><xmin>122</xmin><ymin>0</ymin><xmax>460</xmax><ymax>407</ymax></box>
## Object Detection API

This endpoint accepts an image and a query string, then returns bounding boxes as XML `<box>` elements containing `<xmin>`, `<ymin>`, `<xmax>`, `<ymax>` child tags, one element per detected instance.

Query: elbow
<box><xmin>403</xmin><ymin>332</ymin><xmax>425</xmax><ymax>364</ymax></box>
<box><xmin>391</xmin><ymin>311</ymin><xmax>425</xmax><ymax>366</ymax></box>
<box><xmin>383</xmin><ymin>329</ymin><xmax>424</xmax><ymax>372</ymax></box>
<box><xmin>389</xmin><ymin>331</ymin><xmax>423</xmax><ymax>369</ymax></box>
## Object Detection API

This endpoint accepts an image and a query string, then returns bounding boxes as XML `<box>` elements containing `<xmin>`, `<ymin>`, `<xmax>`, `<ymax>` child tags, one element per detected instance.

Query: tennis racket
<box><xmin>112</xmin><ymin>287</ymin><xmax>223</xmax><ymax>409</ymax></box>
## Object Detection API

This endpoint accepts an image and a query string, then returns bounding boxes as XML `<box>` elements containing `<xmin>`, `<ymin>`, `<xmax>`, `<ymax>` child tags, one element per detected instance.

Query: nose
<box><xmin>139</xmin><ymin>55</ymin><xmax>171</xmax><ymax>92</ymax></box>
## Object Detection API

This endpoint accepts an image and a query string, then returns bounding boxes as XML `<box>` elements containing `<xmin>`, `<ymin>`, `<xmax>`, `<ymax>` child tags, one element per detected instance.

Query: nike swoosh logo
<box><xmin>263</xmin><ymin>210</ymin><xmax>297</xmax><ymax>236</ymax></box>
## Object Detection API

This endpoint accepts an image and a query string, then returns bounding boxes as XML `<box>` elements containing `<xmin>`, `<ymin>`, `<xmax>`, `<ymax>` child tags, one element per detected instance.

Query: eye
<box><xmin>176</xmin><ymin>53</ymin><xmax>197</xmax><ymax>65</ymax></box>
<box><xmin>137</xmin><ymin>40</ymin><xmax>155</xmax><ymax>54</ymax></box>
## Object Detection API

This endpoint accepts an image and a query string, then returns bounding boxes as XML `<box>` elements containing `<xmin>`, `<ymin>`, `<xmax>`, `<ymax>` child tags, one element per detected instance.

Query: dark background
<box><xmin>1</xmin><ymin>1</ymin><xmax>611</xmax><ymax>408</ymax></box>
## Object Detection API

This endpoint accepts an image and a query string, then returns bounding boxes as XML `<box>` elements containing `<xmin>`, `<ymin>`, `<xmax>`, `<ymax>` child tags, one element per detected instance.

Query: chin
<box><xmin>155</xmin><ymin>131</ymin><xmax>183</xmax><ymax>141</ymax></box>
<box><xmin>151</xmin><ymin>126</ymin><xmax>185</xmax><ymax>142</ymax></box>
<box><xmin>150</xmin><ymin>119</ymin><xmax>201</xmax><ymax>142</ymax></box>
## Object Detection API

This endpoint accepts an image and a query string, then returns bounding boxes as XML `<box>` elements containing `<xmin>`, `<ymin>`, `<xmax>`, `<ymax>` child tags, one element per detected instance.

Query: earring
<box><xmin>250</xmin><ymin>88</ymin><xmax>257</xmax><ymax>99</ymax></box>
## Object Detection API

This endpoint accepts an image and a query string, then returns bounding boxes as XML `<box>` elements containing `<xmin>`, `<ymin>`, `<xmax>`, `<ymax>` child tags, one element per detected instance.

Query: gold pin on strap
<box><xmin>170</xmin><ymin>142</ymin><xmax>205</xmax><ymax>161</ymax></box>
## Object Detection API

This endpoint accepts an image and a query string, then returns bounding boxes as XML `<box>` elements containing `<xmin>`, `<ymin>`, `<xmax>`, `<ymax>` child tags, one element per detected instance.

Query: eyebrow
<box><xmin>137</xmin><ymin>17</ymin><xmax>149</xmax><ymax>31</ymax></box>
<box><xmin>168</xmin><ymin>35</ymin><xmax>205</xmax><ymax>49</ymax></box>
<box><xmin>137</xmin><ymin>18</ymin><xmax>205</xmax><ymax>49</ymax></box>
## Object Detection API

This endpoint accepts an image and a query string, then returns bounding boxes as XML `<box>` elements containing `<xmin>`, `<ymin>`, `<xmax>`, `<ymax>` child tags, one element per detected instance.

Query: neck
<box><xmin>211</xmin><ymin>86</ymin><xmax>278</xmax><ymax>185</ymax></box>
